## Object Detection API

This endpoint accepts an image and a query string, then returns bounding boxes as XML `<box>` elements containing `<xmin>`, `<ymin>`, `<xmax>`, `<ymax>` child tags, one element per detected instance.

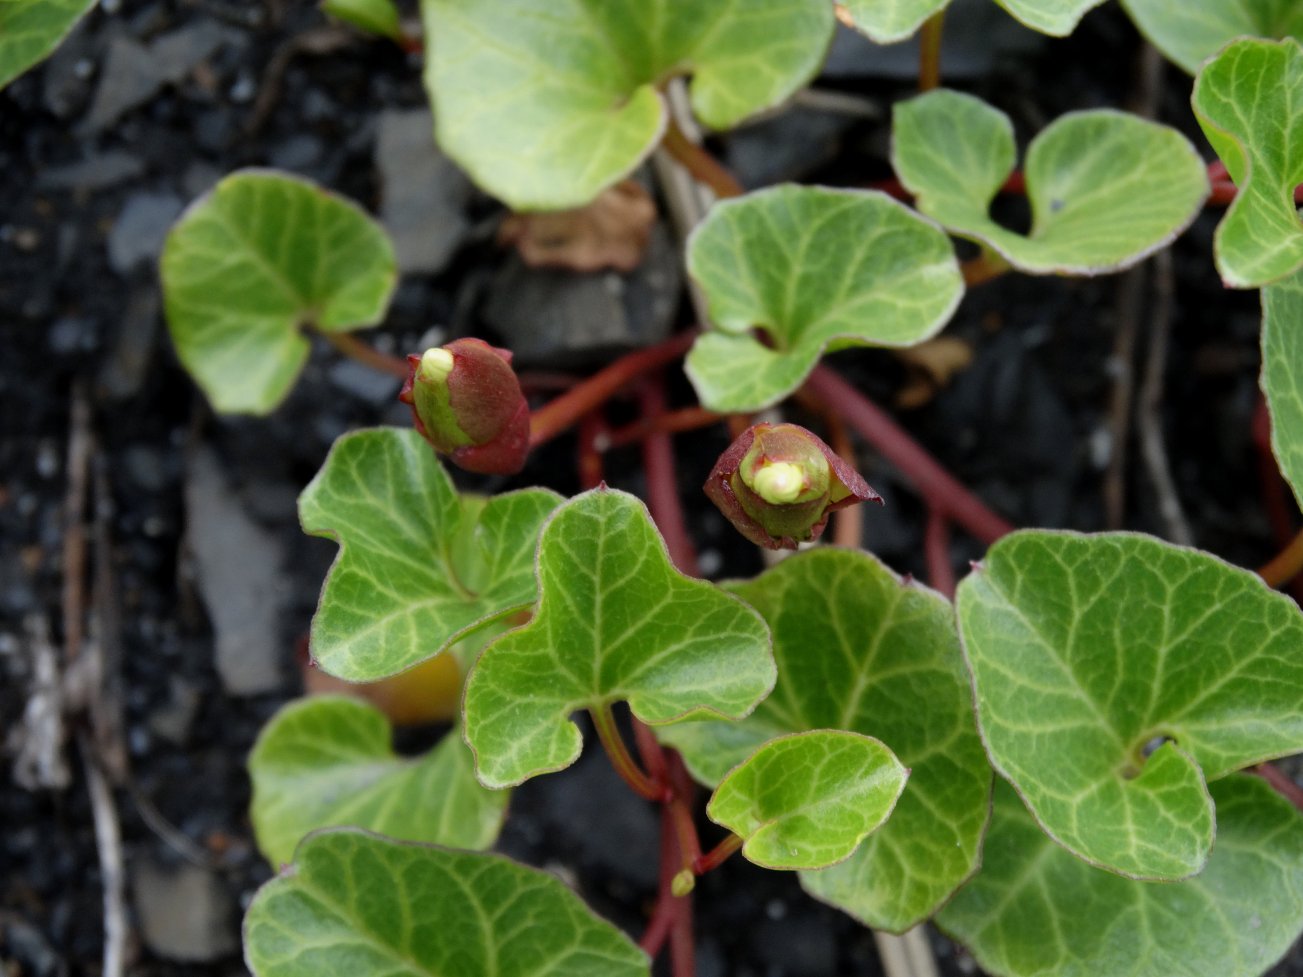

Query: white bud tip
<box><xmin>419</xmin><ymin>347</ymin><xmax>455</xmax><ymax>381</ymax></box>
<box><xmin>751</xmin><ymin>462</ymin><xmax>806</xmax><ymax>504</ymax></box>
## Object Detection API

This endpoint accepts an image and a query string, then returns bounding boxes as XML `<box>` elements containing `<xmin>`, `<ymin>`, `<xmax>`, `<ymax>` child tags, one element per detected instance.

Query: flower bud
<box><xmin>704</xmin><ymin>423</ymin><xmax>881</xmax><ymax>550</ymax></box>
<box><xmin>398</xmin><ymin>338</ymin><xmax>530</xmax><ymax>475</ymax></box>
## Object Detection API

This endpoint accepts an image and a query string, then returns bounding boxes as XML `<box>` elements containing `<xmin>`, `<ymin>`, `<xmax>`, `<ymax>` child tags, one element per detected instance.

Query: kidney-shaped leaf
<box><xmin>161</xmin><ymin>170</ymin><xmax>396</xmax><ymax>414</ymax></box>
<box><xmin>422</xmin><ymin>0</ymin><xmax>833</xmax><ymax>211</ymax></box>
<box><xmin>958</xmin><ymin>530</ymin><xmax>1303</xmax><ymax>880</ymax></box>
<box><xmin>1121</xmin><ymin>0</ymin><xmax>1303</xmax><ymax>75</ymax></box>
<box><xmin>937</xmin><ymin>776</ymin><xmax>1303</xmax><ymax>977</ymax></box>
<box><xmin>0</xmin><ymin>0</ymin><xmax>96</xmax><ymax>90</ymax></box>
<box><xmin>463</xmin><ymin>487</ymin><xmax>774</xmax><ymax>789</ymax></box>
<box><xmin>684</xmin><ymin>185</ymin><xmax>963</xmax><ymax>412</ymax></box>
<box><xmin>992</xmin><ymin>0</ymin><xmax>1105</xmax><ymax>35</ymax></box>
<box><xmin>707</xmin><ymin>730</ymin><xmax>907</xmax><ymax>870</ymax></box>
<box><xmin>248</xmin><ymin>696</ymin><xmax>507</xmax><ymax>867</ymax></box>
<box><xmin>1193</xmin><ymin>37</ymin><xmax>1303</xmax><ymax>288</ymax></box>
<box><xmin>657</xmin><ymin>549</ymin><xmax>991</xmax><ymax>932</ymax></box>
<box><xmin>300</xmin><ymin>428</ymin><xmax>561</xmax><ymax>682</ymax></box>
<box><xmin>892</xmin><ymin>90</ymin><xmax>1208</xmax><ymax>275</ymax></box>
<box><xmin>838</xmin><ymin>0</ymin><xmax>949</xmax><ymax>44</ymax></box>
<box><xmin>1263</xmin><ymin>270</ymin><xmax>1303</xmax><ymax>510</ymax></box>
<box><xmin>245</xmin><ymin>829</ymin><xmax>650</xmax><ymax>977</ymax></box>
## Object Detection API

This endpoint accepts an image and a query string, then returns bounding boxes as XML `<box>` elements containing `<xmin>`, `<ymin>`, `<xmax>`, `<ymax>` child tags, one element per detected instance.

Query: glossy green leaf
<box><xmin>992</xmin><ymin>0</ymin><xmax>1105</xmax><ymax>35</ymax></box>
<box><xmin>300</xmin><ymin>428</ymin><xmax>561</xmax><ymax>682</ymax></box>
<box><xmin>0</xmin><ymin>0</ymin><xmax>96</xmax><ymax>90</ymax></box>
<box><xmin>1193</xmin><ymin>37</ymin><xmax>1303</xmax><ymax>288</ymax></box>
<box><xmin>937</xmin><ymin>777</ymin><xmax>1303</xmax><ymax>977</ymax></box>
<box><xmin>958</xmin><ymin>530</ymin><xmax>1303</xmax><ymax>880</ymax></box>
<box><xmin>658</xmin><ymin>549</ymin><xmax>991</xmax><ymax>932</ymax></box>
<box><xmin>249</xmin><ymin>696</ymin><xmax>507</xmax><ymax>867</ymax></box>
<box><xmin>1263</xmin><ymin>270</ymin><xmax>1303</xmax><ymax>510</ymax></box>
<box><xmin>322</xmin><ymin>0</ymin><xmax>401</xmax><ymax>39</ymax></box>
<box><xmin>463</xmin><ymin>487</ymin><xmax>773</xmax><ymax>789</ymax></box>
<box><xmin>892</xmin><ymin>90</ymin><xmax>1208</xmax><ymax>275</ymax></box>
<box><xmin>1121</xmin><ymin>0</ymin><xmax>1303</xmax><ymax>75</ymax></box>
<box><xmin>838</xmin><ymin>0</ymin><xmax>948</xmax><ymax>44</ymax></box>
<box><xmin>684</xmin><ymin>185</ymin><xmax>963</xmax><ymax>412</ymax></box>
<box><xmin>245</xmin><ymin>830</ymin><xmax>650</xmax><ymax>977</ymax></box>
<box><xmin>421</xmin><ymin>0</ymin><xmax>834</xmax><ymax>210</ymax></box>
<box><xmin>161</xmin><ymin>170</ymin><xmax>397</xmax><ymax>414</ymax></box>
<box><xmin>707</xmin><ymin>730</ymin><xmax>907</xmax><ymax>870</ymax></box>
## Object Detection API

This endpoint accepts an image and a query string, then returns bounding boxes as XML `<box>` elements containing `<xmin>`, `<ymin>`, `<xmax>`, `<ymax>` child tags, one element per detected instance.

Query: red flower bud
<box><xmin>398</xmin><ymin>338</ymin><xmax>530</xmax><ymax>475</ymax></box>
<box><xmin>704</xmin><ymin>423</ymin><xmax>881</xmax><ymax>550</ymax></box>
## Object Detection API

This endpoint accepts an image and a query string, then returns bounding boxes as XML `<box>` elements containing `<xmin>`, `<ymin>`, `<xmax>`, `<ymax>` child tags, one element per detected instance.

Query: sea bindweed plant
<box><xmin>8</xmin><ymin>0</ymin><xmax>1303</xmax><ymax>974</ymax></box>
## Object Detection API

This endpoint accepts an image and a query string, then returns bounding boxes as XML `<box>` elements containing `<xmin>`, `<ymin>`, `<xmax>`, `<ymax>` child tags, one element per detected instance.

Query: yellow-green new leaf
<box><xmin>992</xmin><ymin>0</ymin><xmax>1105</xmax><ymax>35</ymax></box>
<box><xmin>463</xmin><ymin>488</ymin><xmax>774</xmax><ymax>789</ymax></box>
<box><xmin>892</xmin><ymin>90</ymin><xmax>1208</xmax><ymax>275</ymax></box>
<box><xmin>300</xmin><ymin>428</ymin><xmax>561</xmax><ymax>682</ymax></box>
<box><xmin>958</xmin><ymin>530</ymin><xmax>1303</xmax><ymax>880</ymax></box>
<box><xmin>322</xmin><ymin>0</ymin><xmax>401</xmax><ymax>39</ymax></box>
<box><xmin>1193</xmin><ymin>37</ymin><xmax>1303</xmax><ymax>288</ymax></box>
<box><xmin>0</xmin><ymin>0</ymin><xmax>96</xmax><ymax>90</ymax></box>
<box><xmin>707</xmin><ymin>730</ymin><xmax>907</xmax><ymax>870</ymax></box>
<box><xmin>1263</xmin><ymin>270</ymin><xmax>1303</xmax><ymax>510</ymax></box>
<box><xmin>249</xmin><ymin>697</ymin><xmax>507</xmax><ymax>867</ymax></box>
<box><xmin>245</xmin><ymin>830</ymin><xmax>650</xmax><ymax>977</ymax></box>
<box><xmin>685</xmin><ymin>186</ymin><xmax>963</xmax><ymax>412</ymax></box>
<box><xmin>421</xmin><ymin>0</ymin><xmax>833</xmax><ymax>211</ymax></box>
<box><xmin>1121</xmin><ymin>0</ymin><xmax>1303</xmax><ymax>75</ymax></box>
<box><xmin>161</xmin><ymin>170</ymin><xmax>397</xmax><ymax>414</ymax></box>
<box><xmin>937</xmin><ymin>777</ymin><xmax>1303</xmax><ymax>977</ymax></box>
<box><xmin>658</xmin><ymin>549</ymin><xmax>991</xmax><ymax>932</ymax></box>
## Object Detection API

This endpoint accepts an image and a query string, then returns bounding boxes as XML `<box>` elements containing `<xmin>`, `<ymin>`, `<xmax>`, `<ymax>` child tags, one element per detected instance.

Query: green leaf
<box><xmin>249</xmin><ymin>696</ymin><xmax>507</xmax><ymax>867</ymax></box>
<box><xmin>1264</xmin><ymin>269</ymin><xmax>1303</xmax><ymax>510</ymax></box>
<box><xmin>300</xmin><ymin>428</ymin><xmax>561</xmax><ymax>682</ymax></box>
<box><xmin>707</xmin><ymin>730</ymin><xmax>908</xmax><ymax>870</ymax></box>
<box><xmin>892</xmin><ymin>90</ymin><xmax>1208</xmax><ymax>275</ymax></box>
<box><xmin>245</xmin><ymin>830</ymin><xmax>650</xmax><ymax>977</ymax></box>
<box><xmin>838</xmin><ymin>0</ymin><xmax>948</xmax><ymax>44</ymax></box>
<box><xmin>1121</xmin><ymin>0</ymin><xmax>1303</xmax><ymax>75</ymax></box>
<box><xmin>1193</xmin><ymin>37</ymin><xmax>1303</xmax><ymax>288</ymax></box>
<box><xmin>958</xmin><ymin>530</ymin><xmax>1303</xmax><ymax>880</ymax></box>
<box><xmin>658</xmin><ymin>549</ymin><xmax>991</xmax><ymax>932</ymax></box>
<box><xmin>684</xmin><ymin>185</ymin><xmax>963</xmax><ymax>412</ymax></box>
<box><xmin>0</xmin><ymin>0</ymin><xmax>96</xmax><ymax>91</ymax></box>
<box><xmin>161</xmin><ymin>169</ymin><xmax>397</xmax><ymax>414</ymax></box>
<box><xmin>991</xmin><ymin>0</ymin><xmax>1105</xmax><ymax>35</ymax></box>
<box><xmin>421</xmin><ymin>0</ymin><xmax>834</xmax><ymax>211</ymax></box>
<box><xmin>937</xmin><ymin>776</ymin><xmax>1303</xmax><ymax>977</ymax></box>
<box><xmin>322</xmin><ymin>0</ymin><xmax>402</xmax><ymax>39</ymax></box>
<box><xmin>463</xmin><ymin>487</ymin><xmax>774</xmax><ymax>789</ymax></box>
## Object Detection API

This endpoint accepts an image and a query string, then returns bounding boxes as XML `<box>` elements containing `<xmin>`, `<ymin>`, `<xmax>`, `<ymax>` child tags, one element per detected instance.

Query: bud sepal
<box><xmin>704</xmin><ymin>423</ymin><xmax>881</xmax><ymax>549</ymax></box>
<box><xmin>398</xmin><ymin>338</ymin><xmax>530</xmax><ymax>475</ymax></box>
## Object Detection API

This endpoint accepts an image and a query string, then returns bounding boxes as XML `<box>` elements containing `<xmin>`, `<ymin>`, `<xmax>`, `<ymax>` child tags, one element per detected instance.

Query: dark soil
<box><xmin>1</xmin><ymin>2</ymin><xmax>1299</xmax><ymax>976</ymax></box>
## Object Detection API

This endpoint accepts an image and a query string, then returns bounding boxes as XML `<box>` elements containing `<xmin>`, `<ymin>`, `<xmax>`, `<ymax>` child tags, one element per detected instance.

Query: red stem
<box><xmin>1256</xmin><ymin>762</ymin><xmax>1303</xmax><ymax>814</ymax></box>
<box><xmin>604</xmin><ymin>406</ymin><xmax>726</xmax><ymax>451</ymax></box>
<box><xmin>529</xmin><ymin>332</ymin><xmax>698</xmax><ymax>448</ymax></box>
<box><xmin>632</xmin><ymin>718</ymin><xmax>670</xmax><ymax>787</ymax></box>
<box><xmin>918</xmin><ymin>11</ymin><xmax>944</xmax><ymax>92</ymax></box>
<box><xmin>693</xmin><ymin>833</ymin><xmax>743</xmax><ymax>875</ymax></box>
<box><xmin>925</xmin><ymin>507</ymin><xmax>956</xmax><ymax>598</ymax></box>
<box><xmin>577</xmin><ymin>411</ymin><xmax>607</xmax><ymax>490</ymax></box>
<box><xmin>319</xmin><ymin>331</ymin><xmax>409</xmax><ymax>379</ymax></box>
<box><xmin>802</xmin><ymin>365</ymin><xmax>1015</xmax><ymax>544</ymax></box>
<box><xmin>639</xmin><ymin>378</ymin><xmax>701</xmax><ymax>577</ymax></box>
<box><xmin>590</xmin><ymin>704</ymin><xmax>664</xmax><ymax>802</ymax></box>
<box><xmin>666</xmin><ymin>753</ymin><xmax>697</xmax><ymax>977</ymax></box>
<box><xmin>661</xmin><ymin>115</ymin><xmax>745</xmax><ymax>199</ymax></box>
<box><xmin>641</xmin><ymin>808</ymin><xmax>683</xmax><ymax>958</ymax></box>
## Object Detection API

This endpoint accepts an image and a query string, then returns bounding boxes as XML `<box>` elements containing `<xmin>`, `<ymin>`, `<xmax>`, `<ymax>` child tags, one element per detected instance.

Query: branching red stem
<box><xmin>638</xmin><ymin>378</ymin><xmax>701</xmax><ymax>577</ymax></box>
<box><xmin>693</xmin><ymin>834</ymin><xmax>743</xmax><ymax>875</ymax></box>
<box><xmin>803</xmin><ymin>366</ymin><xmax>1015</xmax><ymax>544</ymax></box>
<box><xmin>604</xmin><ymin>406</ymin><xmax>726</xmax><ymax>451</ymax></box>
<box><xmin>925</xmin><ymin>508</ymin><xmax>956</xmax><ymax>598</ymax></box>
<box><xmin>576</xmin><ymin>412</ymin><xmax>607</xmax><ymax>491</ymax></box>
<box><xmin>529</xmin><ymin>331</ymin><xmax>698</xmax><ymax>448</ymax></box>
<box><xmin>319</xmin><ymin>331</ymin><xmax>409</xmax><ymax>379</ymax></box>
